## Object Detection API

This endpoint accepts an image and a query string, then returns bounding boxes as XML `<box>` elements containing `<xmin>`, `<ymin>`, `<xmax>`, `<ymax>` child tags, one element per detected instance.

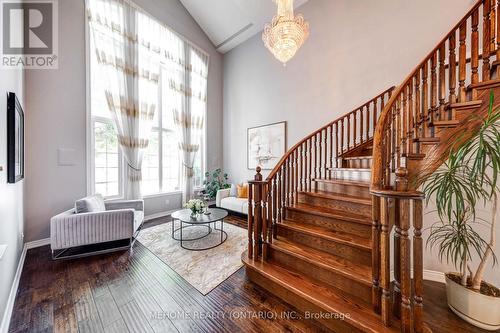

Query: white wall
<box><xmin>223</xmin><ymin>0</ymin><xmax>499</xmax><ymax>286</ymax></box>
<box><xmin>223</xmin><ymin>0</ymin><xmax>476</xmax><ymax>183</ymax></box>
<box><xmin>0</xmin><ymin>69</ymin><xmax>24</xmax><ymax>327</ymax></box>
<box><xmin>25</xmin><ymin>0</ymin><xmax>223</xmax><ymax>242</ymax></box>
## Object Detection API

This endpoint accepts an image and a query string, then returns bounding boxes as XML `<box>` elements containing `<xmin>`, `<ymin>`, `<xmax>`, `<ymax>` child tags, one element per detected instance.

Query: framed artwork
<box><xmin>7</xmin><ymin>92</ymin><xmax>24</xmax><ymax>183</ymax></box>
<box><xmin>247</xmin><ymin>121</ymin><xmax>286</xmax><ymax>170</ymax></box>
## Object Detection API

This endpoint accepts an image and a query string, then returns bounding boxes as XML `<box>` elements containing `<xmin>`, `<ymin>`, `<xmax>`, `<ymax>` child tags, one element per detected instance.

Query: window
<box><xmin>87</xmin><ymin>1</ymin><xmax>207</xmax><ymax>198</ymax></box>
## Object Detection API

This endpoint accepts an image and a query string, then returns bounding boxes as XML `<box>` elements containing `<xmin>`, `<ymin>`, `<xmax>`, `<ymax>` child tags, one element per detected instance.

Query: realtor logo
<box><xmin>1</xmin><ymin>0</ymin><xmax>58</xmax><ymax>69</ymax></box>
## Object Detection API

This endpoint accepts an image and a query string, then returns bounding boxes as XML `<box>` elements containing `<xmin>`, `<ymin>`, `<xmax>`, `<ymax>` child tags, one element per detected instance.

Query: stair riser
<box><xmin>286</xmin><ymin>209</ymin><xmax>372</xmax><ymax>238</ymax></box>
<box><xmin>269</xmin><ymin>248</ymin><xmax>372</xmax><ymax>303</ymax></box>
<box><xmin>298</xmin><ymin>193</ymin><xmax>371</xmax><ymax>218</ymax></box>
<box><xmin>277</xmin><ymin>225</ymin><xmax>372</xmax><ymax>266</ymax></box>
<box><xmin>246</xmin><ymin>267</ymin><xmax>365</xmax><ymax>333</ymax></box>
<box><xmin>330</xmin><ymin>169</ymin><xmax>371</xmax><ymax>182</ymax></box>
<box><xmin>314</xmin><ymin>182</ymin><xmax>371</xmax><ymax>199</ymax></box>
<box><xmin>342</xmin><ymin>159</ymin><xmax>372</xmax><ymax>169</ymax></box>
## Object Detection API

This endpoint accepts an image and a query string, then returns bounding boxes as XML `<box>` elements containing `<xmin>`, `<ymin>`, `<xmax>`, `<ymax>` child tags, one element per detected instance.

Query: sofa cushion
<box><xmin>220</xmin><ymin>197</ymin><xmax>248</xmax><ymax>214</ymax></box>
<box><xmin>75</xmin><ymin>194</ymin><xmax>106</xmax><ymax>214</ymax></box>
<box><xmin>229</xmin><ymin>184</ymin><xmax>237</xmax><ymax>197</ymax></box>
<box><xmin>237</xmin><ymin>183</ymin><xmax>249</xmax><ymax>198</ymax></box>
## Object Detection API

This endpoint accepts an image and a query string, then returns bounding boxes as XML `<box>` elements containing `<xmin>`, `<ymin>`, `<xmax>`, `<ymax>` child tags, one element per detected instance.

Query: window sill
<box><xmin>143</xmin><ymin>191</ymin><xmax>182</xmax><ymax>199</ymax></box>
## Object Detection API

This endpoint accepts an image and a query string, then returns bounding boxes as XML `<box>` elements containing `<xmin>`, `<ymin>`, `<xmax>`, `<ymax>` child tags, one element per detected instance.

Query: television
<box><xmin>7</xmin><ymin>92</ymin><xmax>24</xmax><ymax>183</ymax></box>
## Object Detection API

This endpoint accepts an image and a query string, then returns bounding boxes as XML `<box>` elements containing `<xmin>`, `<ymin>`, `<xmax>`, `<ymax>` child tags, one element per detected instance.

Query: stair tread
<box><xmin>448</xmin><ymin>99</ymin><xmax>483</xmax><ymax>107</ymax></box>
<box><xmin>280</xmin><ymin>219</ymin><xmax>372</xmax><ymax>251</ymax></box>
<box><xmin>413</xmin><ymin>137</ymin><xmax>440</xmax><ymax>143</ymax></box>
<box><xmin>313</xmin><ymin>178</ymin><xmax>371</xmax><ymax>188</ymax></box>
<box><xmin>287</xmin><ymin>203</ymin><xmax>371</xmax><ymax>225</ymax></box>
<box><xmin>272</xmin><ymin>238</ymin><xmax>371</xmax><ymax>284</ymax></box>
<box><xmin>431</xmin><ymin>119</ymin><xmax>460</xmax><ymax>127</ymax></box>
<box><xmin>342</xmin><ymin>155</ymin><xmax>373</xmax><ymax>160</ymax></box>
<box><xmin>300</xmin><ymin>190</ymin><xmax>372</xmax><ymax>206</ymax></box>
<box><xmin>243</xmin><ymin>254</ymin><xmax>399</xmax><ymax>333</ymax></box>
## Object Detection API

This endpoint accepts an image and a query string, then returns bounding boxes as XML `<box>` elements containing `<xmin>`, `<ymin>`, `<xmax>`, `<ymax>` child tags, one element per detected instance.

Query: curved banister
<box><xmin>372</xmin><ymin>0</ymin><xmax>484</xmax><ymax>190</ymax></box>
<box><xmin>266</xmin><ymin>86</ymin><xmax>395</xmax><ymax>183</ymax></box>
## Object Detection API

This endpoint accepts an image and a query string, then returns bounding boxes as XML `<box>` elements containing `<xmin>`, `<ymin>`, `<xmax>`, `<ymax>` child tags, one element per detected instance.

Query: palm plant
<box><xmin>423</xmin><ymin>91</ymin><xmax>500</xmax><ymax>291</ymax></box>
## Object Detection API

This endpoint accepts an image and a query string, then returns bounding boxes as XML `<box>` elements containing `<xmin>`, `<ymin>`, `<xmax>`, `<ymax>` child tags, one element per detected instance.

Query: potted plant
<box><xmin>422</xmin><ymin>92</ymin><xmax>500</xmax><ymax>330</ymax></box>
<box><xmin>203</xmin><ymin>168</ymin><xmax>230</xmax><ymax>200</ymax></box>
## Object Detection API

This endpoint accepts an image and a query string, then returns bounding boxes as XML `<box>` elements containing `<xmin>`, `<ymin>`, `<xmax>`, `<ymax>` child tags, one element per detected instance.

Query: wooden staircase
<box><xmin>243</xmin><ymin>1</ymin><xmax>500</xmax><ymax>332</ymax></box>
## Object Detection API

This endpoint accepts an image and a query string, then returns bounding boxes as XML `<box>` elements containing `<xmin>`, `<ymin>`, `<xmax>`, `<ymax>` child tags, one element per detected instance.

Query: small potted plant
<box><xmin>422</xmin><ymin>92</ymin><xmax>500</xmax><ymax>330</ymax></box>
<box><xmin>185</xmin><ymin>199</ymin><xmax>206</xmax><ymax>219</ymax></box>
<box><xmin>203</xmin><ymin>168</ymin><xmax>230</xmax><ymax>200</ymax></box>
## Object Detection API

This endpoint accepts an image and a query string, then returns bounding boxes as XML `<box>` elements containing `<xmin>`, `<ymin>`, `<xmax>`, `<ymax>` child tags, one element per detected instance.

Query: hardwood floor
<box><xmin>8</xmin><ymin>215</ymin><xmax>493</xmax><ymax>333</ymax></box>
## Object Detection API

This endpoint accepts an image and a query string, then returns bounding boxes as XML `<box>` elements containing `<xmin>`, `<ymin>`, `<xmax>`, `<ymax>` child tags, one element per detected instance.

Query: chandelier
<box><xmin>262</xmin><ymin>0</ymin><xmax>309</xmax><ymax>65</ymax></box>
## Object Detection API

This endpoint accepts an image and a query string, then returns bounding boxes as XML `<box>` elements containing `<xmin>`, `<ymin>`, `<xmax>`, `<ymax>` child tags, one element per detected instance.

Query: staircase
<box><xmin>242</xmin><ymin>1</ymin><xmax>500</xmax><ymax>332</ymax></box>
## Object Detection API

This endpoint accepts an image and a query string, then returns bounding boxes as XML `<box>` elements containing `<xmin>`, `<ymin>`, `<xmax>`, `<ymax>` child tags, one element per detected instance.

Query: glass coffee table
<box><xmin>171</xmin><ymin>208</ymin><xmax>228</xmax><ymax>251</ymax></box>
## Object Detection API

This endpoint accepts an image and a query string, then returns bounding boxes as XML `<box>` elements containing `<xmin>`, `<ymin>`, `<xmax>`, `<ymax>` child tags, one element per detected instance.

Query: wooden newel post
<box><xmin>249</xmin><ymin>167</ymin><xmax>265</xmax><ymax>259</ymax></box>
<box><xmin>396</xmin><ymin>168</ymin><xmax>412</xmax><ymax>332</ymax></box>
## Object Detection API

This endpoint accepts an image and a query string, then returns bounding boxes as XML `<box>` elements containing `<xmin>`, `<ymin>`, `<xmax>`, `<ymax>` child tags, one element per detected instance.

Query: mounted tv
<box><xmin>7</xmin><ymin>92</ymin><xmax>24</xmax><ymax>183</ymax></box>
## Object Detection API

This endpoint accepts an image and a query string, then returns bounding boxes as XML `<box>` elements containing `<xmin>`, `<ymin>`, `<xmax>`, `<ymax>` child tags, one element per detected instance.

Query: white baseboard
<box><xmin>0</xmin><ymin>244</ymin><xmax>27</xmax><ymax>333</ymax></box>
<box><xmin>26</xmin><ymin>238</ymin><xmax>50</xmax><ymax>249</ymax></box>
<box><xmin>144</xmin><ymin>209</ymin><xmax>175</xmax><ymax>222</ymax></box>
<box><xmin>390</xmin><ymin>269</ymin><xmax>445</xmax><ymax>284</ymax></box>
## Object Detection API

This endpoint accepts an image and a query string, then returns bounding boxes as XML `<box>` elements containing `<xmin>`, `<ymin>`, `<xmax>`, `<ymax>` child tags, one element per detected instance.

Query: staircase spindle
<box><xmin>497</xmin><ymin>0</ymin><xmax>500</xmax><ymax>78</ymax></box>
<box><xmin>438</xmin><ymin>45</ymin><xmax>446</xmax><ymax>120</ymax></box>
<box><xmin>449</xmin><ymin>32</ymin><xmax>457</xmax><ymax>104</ymax></box>
<box><xmin>408</xmin><ymin>80</ymin><xmax>414</xmax><ymax>154</ymax></box>
<box><xmin>459</xmin><ymin>21</ymin><xmax>467</xmax><ymax>102</ymax></box>
<box><xmin>472</xmin><ymin>8</ymin><xmax>480</xmax><ymax>85</ymax></box>
<box><xmin>262</xmin><ymin>183</ymin><xmax>268</xmax><ymax>259</ymax></box>
<box><xmin>490</xmin><ymin>0</ymin><xmax>496</xmax><ymax>56</ymax></box>
<box><xmin>308</xmin><ymin>139</ymin><xmax>312</xmax><ymax>190</ymax></box>
<box><xmin>330</xmin><ymin>125</ymin><xmax>334</xmax><ymax>179</ymax></box>
<box><xmin>430</xmin><ymin>52</ymin><xmax>438</xmax><ymax>133</ymax></box>
<box><xmin>422</xmin><ymin>63</ymin><xmax>429</xmax><ymax>137</ymax></box>
<box><xmin>414</xmin><ymin>71</ymin><xmax>421</xmax><ymax>154</ymax></box>
<box><xmin>483</xmin><ymin>0</ymin><xmax>492</xmax><ymax>81</ymax></box>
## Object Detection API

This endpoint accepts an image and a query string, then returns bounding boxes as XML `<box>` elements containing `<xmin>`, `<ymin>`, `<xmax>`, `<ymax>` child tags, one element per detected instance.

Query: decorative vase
<box><xmin>445</xmin><ymin>272</ymin><xmax>500</xmax><ymax>330</ymax></box>
<box><xmin>190</xmin><ymin>211</ymin><xmax>199</xmax><ymax>219</ymax></box>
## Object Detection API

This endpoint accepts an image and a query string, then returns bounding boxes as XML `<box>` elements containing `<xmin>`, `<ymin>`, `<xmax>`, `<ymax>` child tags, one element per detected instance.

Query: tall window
<box><xmin>88</xmin><ymin>1</ymin><xmax>207</xmax><ymax>198</ymax></box>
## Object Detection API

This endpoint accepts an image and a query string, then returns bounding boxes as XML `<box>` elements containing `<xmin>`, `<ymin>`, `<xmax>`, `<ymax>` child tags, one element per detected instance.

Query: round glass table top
<box><xmin>171</xmin><ymin>208</ymin><xmax>228</xmax><ymax>224</ymax></box>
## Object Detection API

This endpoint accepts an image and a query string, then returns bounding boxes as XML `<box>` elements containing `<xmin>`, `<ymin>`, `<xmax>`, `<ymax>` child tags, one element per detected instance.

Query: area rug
<box><xmin>137</xmin><ymin>219</ymin><xmax>247</xmax><ymax>295</ymax></box>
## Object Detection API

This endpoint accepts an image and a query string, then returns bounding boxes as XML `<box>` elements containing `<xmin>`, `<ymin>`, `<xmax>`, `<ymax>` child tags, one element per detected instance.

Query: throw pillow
<box><xmin>237</xmin><ymin>183</ymin><xmax>248</xmax><ymax>198</ymax></box>
<box><xmin>75</xmin><ymin>194</ymin><xmax>106</xmax><ymax>213</ymax></box>
<box><xmin>229</xmin><ymin>184</ymin><xmax>237</xmax><ymax>197</ymax></box>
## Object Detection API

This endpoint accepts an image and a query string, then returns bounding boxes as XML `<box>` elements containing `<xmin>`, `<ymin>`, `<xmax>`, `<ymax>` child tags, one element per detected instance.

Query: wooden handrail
<box><xmin>267</xmin><ymin>86</ymin><xmax>395</xmax><ymax>183</ymax></box>
<box><xmin>372</xmin><ymin>0</ymin><xmax>484</xmax><ymax>190</ymax></box>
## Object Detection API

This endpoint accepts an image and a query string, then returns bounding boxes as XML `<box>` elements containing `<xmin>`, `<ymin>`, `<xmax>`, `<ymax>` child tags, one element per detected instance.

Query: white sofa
<box><xmin>216</xmin><ymin>187</ymin><xmax>248</xmax><ymax>215</ymax></box>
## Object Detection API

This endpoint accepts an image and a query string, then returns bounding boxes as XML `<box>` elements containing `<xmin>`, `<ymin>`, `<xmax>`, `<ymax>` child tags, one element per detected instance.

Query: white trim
<box><xmin>390</xmin><ymin>269</ymin><xmax>446</xmax><ymax>284</ymax></box>
<box><xmin>26</xmin><ymin>238</ymin><xmax>51</xmax><ymax>250</ymax></box>
<box><xmin>0</xmin><ymin>245</ymin><xmax>26</xmax><ymax>333</ymax></box>
<box><xmin>144</xmin><ymin>209</ymin><xmax>176</xmax><ymax>221</ymax></box>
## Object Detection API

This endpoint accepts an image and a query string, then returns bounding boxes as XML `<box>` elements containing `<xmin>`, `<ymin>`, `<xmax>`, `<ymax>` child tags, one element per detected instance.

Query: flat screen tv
<box><xmin>7</xmin><ymin>92</ymin><xmax>24</xmax><ymax>183</ymax></box>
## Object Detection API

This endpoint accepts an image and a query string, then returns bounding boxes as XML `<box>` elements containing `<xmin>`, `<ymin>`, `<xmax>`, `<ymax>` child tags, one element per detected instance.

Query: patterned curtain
<box><xmin>88</xmin><ymin>0</ymin><xmax>160</xmax><ymax>199</ymax></box>
<box><xmin>164</xmin><ymin>37</ymin><xmax>209</xmax><ymax>203</ymax></box>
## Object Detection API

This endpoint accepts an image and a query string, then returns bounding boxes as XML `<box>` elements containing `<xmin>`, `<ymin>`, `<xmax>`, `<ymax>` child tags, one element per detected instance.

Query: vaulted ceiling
<box><xmin>179</xmin><ymin>0</ymin><xmax>309</xmax><ymax>53</ymax></box>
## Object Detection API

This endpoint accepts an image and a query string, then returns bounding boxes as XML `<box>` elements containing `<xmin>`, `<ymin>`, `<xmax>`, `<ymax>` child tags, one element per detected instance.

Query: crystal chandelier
<box><xmin>262</xmin><ymin>0</ymin><xmax>309</xmax><ymax>65</ymax></box>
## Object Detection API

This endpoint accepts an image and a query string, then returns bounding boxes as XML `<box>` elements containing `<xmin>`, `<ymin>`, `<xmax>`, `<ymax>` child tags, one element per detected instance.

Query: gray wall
<box><xmin>24</xmin><ymin>0</ymin><xmax>223</xmax><ymax>242</ymax></box>
<box><xmin>223</xmin><ymin>0</ymin><xmax>499</xmax><ymax>285</ymax></box>
<box><xmin>0</xmin><ymin>69</ymin><xmax>24</xmax><ymax>325</ymax></box>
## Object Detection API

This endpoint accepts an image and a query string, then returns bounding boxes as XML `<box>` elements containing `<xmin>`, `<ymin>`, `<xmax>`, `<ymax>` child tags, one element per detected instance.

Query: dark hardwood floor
<box><xmin>8</xmin><ymin>215</ymin><xmax>494</xmax><ymax>333</ymax></box>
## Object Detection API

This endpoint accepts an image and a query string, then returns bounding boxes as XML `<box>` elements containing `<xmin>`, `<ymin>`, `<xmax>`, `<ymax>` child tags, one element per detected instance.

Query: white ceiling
<box><xmin>179</xmin><ymin>0</ymin><xmax>309</xmax><ymax>53</ymax></box>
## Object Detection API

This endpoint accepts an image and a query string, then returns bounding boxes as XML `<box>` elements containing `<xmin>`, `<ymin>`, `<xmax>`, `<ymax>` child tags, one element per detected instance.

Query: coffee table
<box><xmin>171</xmin><ymin>208</ymin><xmax>228</xmax><ymax>251</ymax></box>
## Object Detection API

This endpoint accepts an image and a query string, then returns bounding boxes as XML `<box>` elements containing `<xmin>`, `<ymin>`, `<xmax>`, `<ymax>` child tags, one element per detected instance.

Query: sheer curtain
<box><xmin>88</xmin><ymin>0</ymin><xmax>160</xmax><ymax>199</ymax></box>
<box><xmin>164</xmin><ymin>34</ymin><xmax>209</xmax><ymax>203</ymax></box>
<box><xmin>88</xmin><ymin>0</ymin><xmax>208</xmax><ymax>202</ymax></box>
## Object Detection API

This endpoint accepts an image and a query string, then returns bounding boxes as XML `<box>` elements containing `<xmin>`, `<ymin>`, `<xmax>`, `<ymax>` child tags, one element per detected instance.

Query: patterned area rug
<box><xmin>137</xmin><ymin>218</ymin><xmax>247</xmax><ymax>295</ymax></box>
